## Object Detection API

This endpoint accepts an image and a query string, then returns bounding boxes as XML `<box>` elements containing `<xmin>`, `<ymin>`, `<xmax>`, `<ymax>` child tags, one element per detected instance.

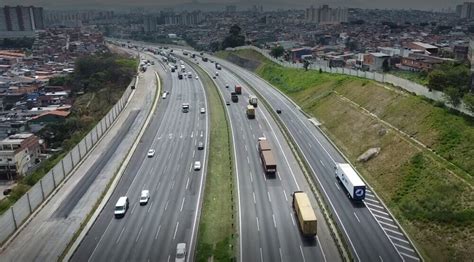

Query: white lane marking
<box><xmin>393</xmin><ymin>243</ymin><xmax>415</xmax><ymax>253</ymax></box>
<box><xmin>283</xmin><ymin>190</ymin><xmax>288</xmax><ymax>202</ymax></box>
<box><xmin>173</xmin><ymin>222</ymin><xmax>179</xmax><ymax>240</ymax></box>
<box><xmin>260</xmin><ymin>248</ymin><xmax>264</xmax><ymax>262</ymax></box>
<box><xmin>256</xmin><ymin>217</ymin><xmax>260</xmax><ymax>231</ymax></box>
<box><xmin>290</xmin><ymin>212</ymin><xmax>296</xmax><ymax>226</ymax></box>
<box><xmin>319</xmin><ymin>159</ymin><xmax>325</xmax><ymax>167</ymax></box>
<box><xmin>399</xmin><ymin>251</ymin><xmax>420</xmax><ymax>260</ymax></box>
<box><xmin>247</xmin><ymin>156</ymin><xmax>250</xmax><ymax>164</ymax></box>
<box><xmin>154</xmin><ymin>225</ymin><xmax>162</xmax><ymax>240</ymax></box>
<box><xmin>164</xmin><ymin>200</ymin><xmax>169</xmax><ymax>211</ymax></box>
<box><xmin>191</xmin><ymin>131</ymin><xmax>194</xmax><ymax>138</ymax></box>
<box><xmin>267</xmin><ymin>191</ymin><xmax>272</xmax><ymax>202</ymax></box>
<box><xmin>130</xmin><ymin>203</ymin><xmax>137</xmax><ymax>214</ymax></box>
<box><xmin>389</xmin><ymin>235</ymin><xmax>410</xmax><ymax>244</ymax></box>
<box><xmin>116</xmin><ymin>226</ymin><xmax>126</xmax><ymax>244</ymax></box>
<box><xmin>279</xmin><ymin>248</ymin><xmax>283</xmax><ymax>262</ymax></box>
<box><xmin>272</xmin><ymin>214</ymin><xmax>277</xmax><ymax>228</ymax></box>
<box><xmin>180</xmin><ymin>151</ymin><xmax>184</xmax><ymax>159</ymax></box>
<box><xmin>379</xmin><ymin>255</ymin><xmax>384</xmax><ymax>262</ymax></box>
<box><xmin>353</xmin><ymin>212</ymin><xmax>361</xmax><ymax>223</ymax></box>
<box><xmin>370</xmin><ymin>208</ymin><xmax>389</xmax><ymax>216</ymax></box>
<box><xmin>186</xmin><ymin>177</ymin><xmax>190</xmax><ymax>189</ymax></box>
<box><xmin>373</xmin><ymin>213</ymin><xmax>394</xmax><ymax>222</ymax></box>
<box><xmin>277</xmin><ymin>172</ymin><xmax>282</xmax><ymax>181</ymax></box>
<box><xmin>334</xmin><ymin>182</ymin><xmax>340</xmax><ymax>190</ymax></box>
<box><xmin>200</xmin><ymin>130</ymin><xmax>203</xmax><ymax>137</ymax></box>
<box><xmin>384</xmin><ymin>227</ymin><xmax>404</xmax><ymax>236</ymax></box>
<box><xmin>299</xmin><ymin>245</ymin><xmax>306</xmax><ymax>262</ymax></box>
<box><xmin>171</xmin><ymin>180</ymin><xmax>175</xmax><ymax>190</ymax></box>
<box><xmin>316</xmin><ymin>236</ymin><xmax>327</xmax><ymax>262</ymax></box>
<box><xmin>167</xmin><ymin>255</ymin><xmax>170</xmax><ymax>262</ymax></box>
<box><xmin>253</xmin><ymin>192</ymin><xmax>256</xmax><ymax>204</ymax></box>
<box><xmin>135</xmin><ymin>226</ymin><xmax>143</xmax><ymax>243</ymax></box>
<box><xmin>180</xmin><ymin>133</ymin><xmax>183</xmax><ymax>138</ymax></box>
<box><xmin>250</xmin><ymin>172</ymin><xmax>253</xmax><ymax>182</ymax></box>
<box><xmin>155</xmin><ymin>181</ymin><xmax>161</xmax><ymax>190</ymax></box>
<box><xmin>364</xmin><ymin>197</ymin><xmax>380</xmax><ymax>204</ymax></box>
<box><xmin>244</xmin><ymin>144</ymin><xmax>248</xmax><ymax>151</ymax></box>
<box><xmin>147</xmin><ymin>201</ymin><xmax>154</xmax><ymax>213</ymax></box>
<box><xmin>180</xmin><ymin>197</ymin><xmax>186</xmax><ymax>212</ymax></box>
<box><xmin>364</xmin><ymin>201</ymin><xmax>385</xmax><ymax>210</ymax></box>
<box><xmin>378</xmin><ymin>219</ymin><xmax>398</xmax><ymax>229</ymax></box>
<box><xmin>189</xmin><ymin>164</ymin><xmax>192</xmax><ymax>172</ymax></box>
<box><xmin>193</xmin><ymin>150</ymin><xmax>195</xmax><ymax>157</ymax></box>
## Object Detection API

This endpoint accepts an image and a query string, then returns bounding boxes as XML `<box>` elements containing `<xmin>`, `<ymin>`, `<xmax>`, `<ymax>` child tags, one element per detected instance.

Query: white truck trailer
<box><xmin>335</xmin><ymin>163</ymin><xmax>366</xmax><ymax>201</ymax></box>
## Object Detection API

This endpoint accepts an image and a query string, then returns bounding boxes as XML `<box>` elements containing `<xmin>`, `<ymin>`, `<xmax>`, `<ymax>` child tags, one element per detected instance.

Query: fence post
<box><xmin>40</xmin><ymin>179</ymin><xmax>45</xmax><ymax>200</ymax></box>
<box><xmin>11</xmin><ymin>207</ymin><xmax>17</xmax><ymax>230</ymax></box>
<box><xmin>70</xmin><ymin>152</ymin><xmax>75</xmax><ymax>167</ymax></box>
<box><xmin>78</xmin><ymin>143</ymin><xmax>82</xmax><ymax>159</ymax></box>
<box><xmin>26</xmin><ymin>192</ymin><xmax>32</xmax><ymax>213</ymax></box>
<box><xmin>61</xmin><ymin>159</ymin><xmax>66</xmax><ymax>179</ymax></box>
<box><xmin>51</xmin><ymin>171</ymin><xmax>56</xmax><ymax>188</ymax></box>
<box><xmin>84</xmin><ymin>135</ymin><xmax>89</xmax><ymax>152</ymax></box>
<box><xmin>95</xmin><ymin>126</ymin><xmax>99</xmax><ymax>143</ymax></box>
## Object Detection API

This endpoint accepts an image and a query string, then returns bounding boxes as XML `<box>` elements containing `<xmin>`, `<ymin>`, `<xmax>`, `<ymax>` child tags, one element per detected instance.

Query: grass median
<box><xmin>192</xmin><ymin>64</ymin><xmax>236</xmax><ymax>261</ymax></box>
<box><xmin>217</xmin><ymin>49</ymin><xmax>474</xmax><ymax>261</ymax></box>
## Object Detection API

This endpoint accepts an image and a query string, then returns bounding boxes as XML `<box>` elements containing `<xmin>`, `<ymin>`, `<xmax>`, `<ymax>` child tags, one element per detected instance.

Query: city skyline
<box><xmin>3</xmin><ymin>0</ymin><xmax>467</xmax><ymax>11</ymax></box>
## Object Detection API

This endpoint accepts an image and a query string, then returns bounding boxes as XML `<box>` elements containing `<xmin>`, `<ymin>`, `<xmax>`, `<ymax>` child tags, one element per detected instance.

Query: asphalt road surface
<box><xmin>210</xmin><ymin>55</ymin><xmax>420</xmax><ymax>262</ymax></box>
<box><xmin>72</xmin><ymin>55</ymin><xmax>209</xmax><ymax>262</ymax></box>
<box><xmin>190</xmin><ymin>53</ymin><xmax>341</xmax><ymax>262</ymax></box>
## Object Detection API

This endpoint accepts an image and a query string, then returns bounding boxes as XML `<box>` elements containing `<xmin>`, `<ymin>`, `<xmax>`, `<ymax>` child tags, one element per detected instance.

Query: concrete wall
<box><xmin>0</xmin><ymin>79</ymin><xmax>135</xmax><ymax>245</ymax></box>
<box><xmin>228</xmin><ymin>46</ymin><xmax>473</xmax><ymax>116</ymax></box>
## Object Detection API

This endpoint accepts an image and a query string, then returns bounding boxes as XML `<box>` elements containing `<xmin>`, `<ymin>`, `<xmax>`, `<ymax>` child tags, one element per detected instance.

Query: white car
<box><xmin>175</xmin><ymin>243</ymin><xmax>186</xmax><ymax>262</ymax></box>
<box><xmin>258</xmin><ymin>137</ymin><xmax>267</xmax><ymax>141</ymax></box>
<box><xmin>195</xmin><ymin>75</ymin><xmax>199</xmax><ymax>79</ymax></box>
<box><xmin>200</xmin><ymin>108</ymin><xmax>205</xmax><ymax>114</ymax></box>
<box><xmin>194</xmin><ymin>161</ymin><xmax>201</xmax><ymax>171</ymax></box>
<box><xmin>215</xmin><ymin>71</ymin><xmax>219</xmax><ymax>76</ymax></box>
<box><xmin>147</xmin><ymin>149</ymin><xmax>155</xmax><ymax>157</ymax></box>
<box><xmin>139</xmin><ymin>190</ymin><xmax>150</xmax><ymax>205</ymax></box>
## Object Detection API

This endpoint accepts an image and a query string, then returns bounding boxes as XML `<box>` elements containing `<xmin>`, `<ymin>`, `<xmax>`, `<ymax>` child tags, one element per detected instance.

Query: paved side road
<box><xmin>0</xmin><ymin>56</ymin><xmax>157</xmax><ymax>261</ymax></box>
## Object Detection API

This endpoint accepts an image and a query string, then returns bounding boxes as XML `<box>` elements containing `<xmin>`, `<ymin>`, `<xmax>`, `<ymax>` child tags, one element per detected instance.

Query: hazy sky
<box><xmin>5</xmin><ymin>0</ymin><xmax>465</xmax><ymax>11</ymax></box>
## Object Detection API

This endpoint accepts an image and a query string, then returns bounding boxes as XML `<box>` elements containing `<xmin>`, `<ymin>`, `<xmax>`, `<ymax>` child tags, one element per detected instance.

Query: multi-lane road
<box><xmin>190</xmin><ymin>54</ymin><xmax>341</xmax><ymax>261</ymax></box>
<box><xmin>205</xmin><ymin>54</ymin><xmax>421</xmax><ymax>262</ymax></box>
<box><xmin>72</xmin><ymin>55</ymin><xmax>209</xmax><ymax>261</ymax></box>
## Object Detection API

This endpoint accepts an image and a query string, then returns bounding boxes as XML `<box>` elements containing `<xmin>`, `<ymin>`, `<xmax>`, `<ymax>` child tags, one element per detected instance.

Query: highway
<box><xmin>184</xmin><ymin>52</ymin><xmax>341</xmax><ymax>262</ymax></box>
<box><xmin>72</xmin><ymin>54</ymin><xmax>209</xmax><ymax>261</ymax></box>
<box><xmin>208</xmin><ymin>55</ymin><xmax>421</xmax><ymax>262</ymax></box>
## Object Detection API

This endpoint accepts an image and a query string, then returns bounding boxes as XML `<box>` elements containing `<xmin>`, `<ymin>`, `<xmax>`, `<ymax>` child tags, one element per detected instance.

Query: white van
<box><xmin>162</xmin><ymin>92</ymin><xmax>168</xmax><ymax>99</ymax></box>
<box><xmin>114</xmin><ymin>196</ymin><xmax>129</xmax><ymax>218</ymax></box>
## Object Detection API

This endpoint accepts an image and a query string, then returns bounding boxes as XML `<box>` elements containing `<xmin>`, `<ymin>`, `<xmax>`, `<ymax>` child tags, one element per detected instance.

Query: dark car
<box><xmin>276</xmin><ymin>109</ymin><xmax>282</xmax><ymax>114</ymax></box>
<box><xmin>131</xmin><ymin>85</ymin><xmax>135</xmax><ymax>90</ymax></box>
<box><xmin>226</xmin><ymin>101</ymin><xmax>230</xmax><ymax>105</ymax></box>
<box><xmin>198</xmin><ymin>142</ymin><xmax>204</xmax><ymax>150</ymax></box>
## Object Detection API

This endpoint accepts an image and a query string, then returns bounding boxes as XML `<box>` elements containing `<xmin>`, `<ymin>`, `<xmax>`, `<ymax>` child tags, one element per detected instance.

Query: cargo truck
<box><xmin>258</xmin><ymin>140</ymin><xmax>276</xmax><ymax>175</ymax></box>
<box><xmin>335</xmin><ymin>163</ymin><xmax>366</xmax><ymax>201</ymax></box>
<box><xmin>235</xmin><ymin>85</ymin><xmax>242</xmax><ymax>94</ymax></box>
<box><xmin>248</xmin><ymin>95</ymin><xmax>258</xmax><ymax>107</ymax></box>
<box><xmin>292</xmin><ymin>191</ymin><xmax>317</xmax><ymax>237</ymax></box>
<box><xmin>246</xmin><ymin>105</ymin><xmax>255</xmax><ymax>119</ymax></box>
<box><xmin>231</xmin><ymin>92</ymin><xmax>239</xmax><ymax>102</ymax></box>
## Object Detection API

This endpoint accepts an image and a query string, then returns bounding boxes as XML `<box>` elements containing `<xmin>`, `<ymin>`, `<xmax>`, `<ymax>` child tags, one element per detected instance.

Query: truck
<box><xmin>231</xmin><ymin>92</ymin><xmax>239</xmax><ymax>102</ymax></box>
<box><xmin>292</xmin><ymin>191</ymin><xmax>317</xmax><ymax>237</ymax></box>
<box><xmin>235</xmin><ymin>85</ymin><xmax>242</xmax><ymax>95</ymax></box>
<box><xmin>248</xmin><ymin>95</ymin><xmax>258</xmax><ymax>107</ymax></box>
<box><xmin>335</xmin><ymin>163</ymin><xmax>366</xmax><ymax>201</ymax></box>
<box><xmin>258</xmin><ymin>140</ymin><xmax>276</xmax><ymax>175</ymax></box>
<box><xmin>246</xmin><ymin>105</ymin><xmax>255</xmax><ymax>119</ymax></box>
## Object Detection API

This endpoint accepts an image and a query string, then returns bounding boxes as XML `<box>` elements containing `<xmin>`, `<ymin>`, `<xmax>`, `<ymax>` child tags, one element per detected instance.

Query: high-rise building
<box><xmin>143</xmin><ymin>15</ymin><xmax>157</xmax><ymax>32</ymax></box>
<box><xmin>0</xmin><ymin>5</ymin><xmax>44</xmax><ymax>32</ymax></box>
<box><xmin>164</xmin><ymin>11</ymin><xmax>204</xmax><ymax>26</ymax></box>
<box><xmin>305</xmin><ymin>5</ymin><xmax>348</xmax><ymax>25</ymax></box>
<box><xmin>460</xmin><ymin>2</ymin><xmax>474</xmax><ymax>19</ymax></box>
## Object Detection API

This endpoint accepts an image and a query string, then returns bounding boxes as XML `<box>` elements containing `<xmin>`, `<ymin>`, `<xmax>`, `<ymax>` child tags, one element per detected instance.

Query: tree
<box><xmin>382</xmin><ymin>59</ymin><xmax>390</xmax><ymax>72</ymax></box>
<box><xmin>209</xmin><ymin>41</ymin><xmax>220</xmax><ymax>52</ymax></box>
<box><xmin>463</xmin><ymin>93</ymin><xmax>474</xmax><ymax>113</ymax></box>
<box><xmin>444</xmin><ymin>87</ymin><xmax>462</xmax><ymax>107</ymax></box>
<box><xmin>221</xmin><ymin>24</ymin><xmax>245</xmax><ymax>49</ymax></box>
<box><xmin>303</xmin><ymin>60</ymin><xmax>310</xmax><ymax>71</ymax></box>
<box><xmin>270</xmin><ymin>46</ymin><xmax>284</xmax><ymax>58</ymax></box>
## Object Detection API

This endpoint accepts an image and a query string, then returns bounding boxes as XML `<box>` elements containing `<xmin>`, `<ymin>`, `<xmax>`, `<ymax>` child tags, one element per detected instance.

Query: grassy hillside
<box><xmin>217</xmin><ymin>49</ymin><xmax>474</xmax><ymax>261</ymax></box>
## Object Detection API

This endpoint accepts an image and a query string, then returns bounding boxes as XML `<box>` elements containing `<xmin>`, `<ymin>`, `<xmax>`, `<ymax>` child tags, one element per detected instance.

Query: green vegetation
<box><xmin>221</xmin><ymin>24</ymin><xmax>246</xmax><ymax>50</ymax></box>
<box><xmin>270</xmin><ymin>46</ymin><xmax>284</xmax><ymax>58</ymax></box>
<box><xmin>217</xmin><ymin>49</ymin><xmax>474</xmax><ymax>261</ymax></box>
<box><xmin>427</xmin><ymin>62</ymin><xmax>470</xmax><ymax>106</ymax></box>
<box><xmin>0</xmin><ymin>53</ymin><xmax>137</xmax><ymax>215</ymax></box>
<box><xmin>192</xmin><ymin>65</ymin><xmax>236</xmax><ymax>261</ymax></box>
